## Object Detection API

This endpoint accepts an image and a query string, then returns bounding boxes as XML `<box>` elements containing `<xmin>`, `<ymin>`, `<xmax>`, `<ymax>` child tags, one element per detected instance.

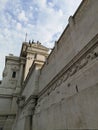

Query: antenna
<box><xmin>25</xmin><ymin>33</ymin><xmax>27</xmax><ymax>42</ymax></box>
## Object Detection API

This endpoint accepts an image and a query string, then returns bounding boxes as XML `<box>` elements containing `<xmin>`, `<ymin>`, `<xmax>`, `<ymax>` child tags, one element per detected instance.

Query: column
<box><xmin>15</xmin><ymin>60</ymin><xmax>25</xmax><ymax>93</ymax></box>
<box><xmin>18</xmin><ymin>61</ymin><xmax>24</xmax><ymax>87</ymax></box>
<box><xmin>24</xmin><ymin>97</ymin><xmax>37</xmax><ymax>130</ymax></box>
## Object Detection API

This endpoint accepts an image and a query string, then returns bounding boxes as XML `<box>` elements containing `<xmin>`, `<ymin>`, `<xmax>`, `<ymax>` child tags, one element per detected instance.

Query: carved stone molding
<box><xmin>38</xmin><ymin>34</ymin><xmax>98</xmax><ymax>102</ymax></box>
<box><xmin>11</xmin><ymin>66</ymin><xmax>19</xmax><ymax>71</ymax></box>
<box><xmin>22</xmin><ymin>95</ymin><xmax>38</xmax><ymax>116</ymax></box>
<box><xmin>17</xmin><ymin>96</ymin><xmax>25</xmax><ymax>108</ymax></box>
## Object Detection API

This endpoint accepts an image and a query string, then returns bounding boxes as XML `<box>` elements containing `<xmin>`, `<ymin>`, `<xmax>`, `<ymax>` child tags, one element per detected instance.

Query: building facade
<box><xmin>0</xmin><ymin>0</ymin><xmax>98</xmax><ymax>129</ymax></box>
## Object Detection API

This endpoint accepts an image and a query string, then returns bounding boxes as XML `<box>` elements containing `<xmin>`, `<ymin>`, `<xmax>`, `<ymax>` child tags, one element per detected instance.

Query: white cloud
<box><xmin>16</xmin><ymin>22</ymin><xmax>22</xmax><ymax>30</ymax></box>
<box><xmin>33</xmin><ymin>0</ymin><xmax>46</xmax><ymax>8</ymax></box>
<box><xmin>30</xmin><ymin>6</ymin><xmax>33</xmax><ymax>11</ymax></box>
<box><xmin>18</xmin><ymin>10</ymin><xmax>28</xmax><ymax>22</ymax></box>
<box><xmin>0</xmin><ymin>0</ymin><xmax>8</xmax><ymax>11</ymax></box>
<box><xmin>65</xmin><ymin>0</ymin><xmax>82</xmax><ymax>15</ymax></box>
<box><xmin>48</xmin><ymin>2</ymin><xmax>54</xmax><ymax>8</ymax></box>
<box><xmin>0</xmin><ymin>0</ymin><xmax>82</xmax><ymax>79</ymax></box>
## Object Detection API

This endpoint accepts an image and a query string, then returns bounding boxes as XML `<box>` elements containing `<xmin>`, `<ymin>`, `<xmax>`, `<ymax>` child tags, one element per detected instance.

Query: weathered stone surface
<box><xmin>0</xmin><ymin>0</ymin><xmax>98</xmax><ymax>130</ymax></box>
<box><xmin>0</xmin><ymin>41</ymin><xmax>49</xmax><ymax>129</ymax></box>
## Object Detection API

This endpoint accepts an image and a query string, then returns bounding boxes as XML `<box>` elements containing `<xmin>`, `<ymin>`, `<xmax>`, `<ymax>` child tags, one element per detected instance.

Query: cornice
<box><xmin>23</xmin><ymin>95</ymin><xmax>37</xmax><ymax>107</ymax></box>
<box><xmin>17</xmin><ymin>95</ymin><xmax>37</xmax><ymax>109</ymax></box>
<box><xmin>6</xmin><ymin>56</ymin><xmax>20</xmax><ymax>61</ymax></box>
<box><xmin>26</xmin><ymin>50</ymin><xmax>49</xmax><ymax>57</ymax></box>
<box><xmin>38</xmin><ymin>34</ymin><xmax>98</xmax><ymax>101</ymax></box>
<box><xmin>29</xmin><ymin>45</ymin><xmax>49</xmax><ymax>51</ymax></box>
<box><xmin>0</xmin><ymin>114</ymin><xmax>16</xmax><ymax>117</ymax></box>
<box><xmin>6</xmin><ymin>56</ymin><xmax>26</xmax><ymax>65</ymax></box>
<box><xmin>0</xmin><ymin>94</ymin><xmax>16</xmax><ymax>98</ymax></box>
<box><xmin>34</xmin><ymin>59</ymin><xmax>45</xmax><ymax>64</ymax></box>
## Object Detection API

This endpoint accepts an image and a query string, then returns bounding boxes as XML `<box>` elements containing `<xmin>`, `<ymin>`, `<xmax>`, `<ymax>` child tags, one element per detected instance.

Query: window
<box><xmin>12</xmin><ymin>71</ymin><xmax>16</xmax><ymax>78</ymax></box>
<box><xmin>0</xmin><ymin>80</ymin><xmax>2</xmax><ymax>84</ymax></box>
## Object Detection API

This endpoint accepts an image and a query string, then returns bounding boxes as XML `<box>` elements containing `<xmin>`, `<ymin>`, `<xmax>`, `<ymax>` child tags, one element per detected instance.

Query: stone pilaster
<box><xmin>15</xmin><ymin>60</ymin><xmax>25</xmax><ymax>94</ymax></box>
<box><xmin>23</xmin><ymin>96</ymin><xmax>37</xmax><ymax>130</ymax></box>
<box><xmin>18</xmin><ymin>60</ymin><xmax>24</xmax><ymax>87</ymax></box>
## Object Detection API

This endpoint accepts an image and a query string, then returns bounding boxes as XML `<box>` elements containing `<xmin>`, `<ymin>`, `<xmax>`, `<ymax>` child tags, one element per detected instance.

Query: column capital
<box><xmin>23</xmin><ymin>96</ymin><xmax>37</xmax><ymax>116</ymax></box>
<box><xmin>17</xmin><ymin>96</ymin><xmax>25</xmax><ymax>108</ymax></box>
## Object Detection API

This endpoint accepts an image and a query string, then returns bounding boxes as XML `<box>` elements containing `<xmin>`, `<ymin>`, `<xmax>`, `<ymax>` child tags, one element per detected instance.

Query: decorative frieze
<box><xmin>38</xmin><ymin>35</ymin><xmax>98</xmax><ymax>103</ymax></box>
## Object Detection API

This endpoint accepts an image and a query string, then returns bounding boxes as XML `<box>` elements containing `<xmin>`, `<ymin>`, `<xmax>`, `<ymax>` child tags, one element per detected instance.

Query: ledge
<box><xmin>38</xmin><ymin>33</ymin><xmax>98</xmax><ymax>100</ymax></box>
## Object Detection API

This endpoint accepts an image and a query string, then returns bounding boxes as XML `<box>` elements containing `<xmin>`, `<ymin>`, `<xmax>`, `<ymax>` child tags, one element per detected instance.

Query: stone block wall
<box><xmin>33</xmin><ymin>39</ymin><xmax>98</xmax><ymax>129</ymax></box>
<box><xmin>12</xmin><ymin>0</ymin><xmax>98</xmax><ymax>130</ymax></box>
<box><xmin>38</xmin><ymin>0</ymin><xmax>98</xmax><ymax>92</ymax></box>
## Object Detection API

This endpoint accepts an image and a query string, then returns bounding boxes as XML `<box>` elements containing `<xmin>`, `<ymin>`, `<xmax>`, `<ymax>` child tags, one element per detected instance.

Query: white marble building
<box><xmin>0</xmin><ymin>42</ymin><xmax>49</xmax><ymax>130</ymax></box>
<box><xmin>0</xmin><ymin>0</ymin><xmax>98</xmax><ymax>129</ymax></box>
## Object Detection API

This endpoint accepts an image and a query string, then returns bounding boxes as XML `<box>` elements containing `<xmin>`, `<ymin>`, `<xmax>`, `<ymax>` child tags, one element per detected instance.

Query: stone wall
<box><xmin>12</xmin><ymin>0</ymin><xmax>98</xmax><ymax>130</ymax></box>
<box><xmin>33</xmin><ymin>0</ymin><xmax>98</xmax><ymax>129</ymax></box>
<box><xmin>0</xmin><ymin>55</ymin><xmax>26</xmax><ymax>129</ymax></box>
<box><xmin>22</xmin><ymin>65</ymin><xmax>40</xmax><ymax>100</ymax></box>
<box><xmin>12</xmin><ymin>49</ymin><xmax>48</xmax><ymax>130</ymax></box>
<box><xmin>38</xmin><ymin>0</ymin><xmax>98</xmax><ymax>92</ymax></box>
<box><xmin>33</xmin><ymin>34</ymin><xmax>98</xmax><ymax>129</ymax></box>
<box><xmin>0</xmin><ymin>95</ymin><xmax>17</xmax><ymax>130</ymax></box>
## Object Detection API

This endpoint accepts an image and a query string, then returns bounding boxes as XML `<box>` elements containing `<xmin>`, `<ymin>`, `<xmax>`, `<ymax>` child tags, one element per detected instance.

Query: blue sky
<box><xmin>0</xmin><ymin>0</ymin><xmax>82</xmax><ymax>79</ymax></box>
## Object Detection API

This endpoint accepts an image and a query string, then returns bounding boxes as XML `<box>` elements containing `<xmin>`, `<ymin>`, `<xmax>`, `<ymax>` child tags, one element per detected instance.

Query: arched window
<box><xmin>12</xmin><ymin>71</ymin><xmax>16</xmax><ymax>78</ymax></box>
